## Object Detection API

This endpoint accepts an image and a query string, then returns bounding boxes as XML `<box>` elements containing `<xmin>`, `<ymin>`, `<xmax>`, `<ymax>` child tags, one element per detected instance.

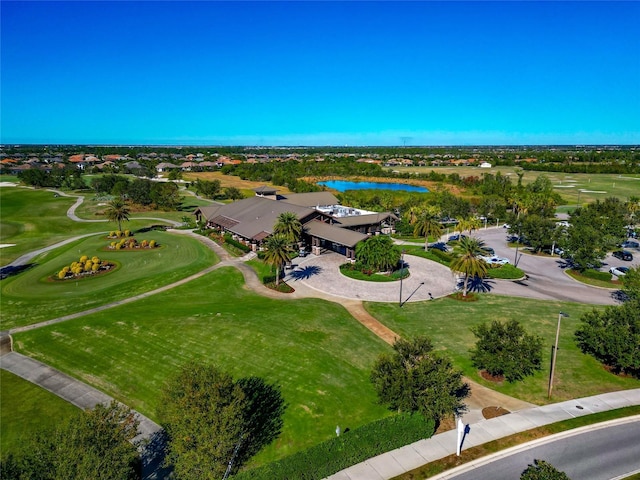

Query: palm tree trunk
<box><xmin>424</xmin><ymin>236</ymin><xmax>429</xmax><ymax>251</ymax></box>
<box><xmin>118</xmin><ymin>219</ymin><xmax>122</xmax><ymax>231</ymax></box>
<box><xmin>275</xmin><ymin>266</ymin><xmax>280</xmax><ymax>286</ymax></box>
<box><xmin>463</xmin><ymin>275</ymin><xmax>469</xmax><ymax>297</ymax></box>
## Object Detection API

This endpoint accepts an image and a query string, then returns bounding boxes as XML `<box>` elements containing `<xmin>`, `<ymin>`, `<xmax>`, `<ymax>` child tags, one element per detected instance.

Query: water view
<box><xmin>318</xmin><ymin>180</ymin><xmax>429</xmax><ymax>193</ymax></box>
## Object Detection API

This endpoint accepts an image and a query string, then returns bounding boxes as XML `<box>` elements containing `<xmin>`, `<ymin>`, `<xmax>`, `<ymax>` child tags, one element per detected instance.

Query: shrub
<box><xmin>580</xmin><ymin>269</ymin><xmax>613</xmax><ymax>282</ymax></box>
<box><xmin>470</xmin><ymin>320</ymin><xmax>543</xmax><ymax>382</ymax></box>
<box><xmin>109</xmin><ymin>231</ymin><xmax>116</xmax><ymax>237</ymax></box>
<box><xmin>124</xmin><ymin>230</ymin><xmax>131</xmax><ymax>237</ymax></box>
<box><xmin>141</xmin><ymin>240</ymin><xmax>149</xmax><ymax>248</ymax></box>
<box><xmin>91</xmin><ymin>256</ymin><xmax>100</xmax><ymax>264</ymax></box>
<box><xmin>234</xmin><ymin>414</ymin><xmax>434</xmax><ymax>480</ymax></box>
<box><xmin>575</xmin><ymin>299</ymin><xmax>640</xmax><ymax>378</ymax></box>
<box><xmin>115</xmin><ymin>243</ymin><xmax>122</xmax><ymax>250</ymax></box>
<box><xmin>223</xmin><ymin>234</ymin><xmax>251</xmax><ymax>253</ymax></box>
<box><xmin>58</xmin><ymin>270</ymin><xmax>67</xmax><ymax>279</ymax></box>
<box><xmin>92</xmin><ymin>263</ymin><xmax>100</xmax><ymax>272</ymax></box>
<box><xmin>79</xmin><ymin>255</ymin><xmax>88</xmax><ymax>263</ymax></box>
<box><xmin>149</xmin><ymin>240</ymin><xmax>156</xmax><ymax>248</ymax></box>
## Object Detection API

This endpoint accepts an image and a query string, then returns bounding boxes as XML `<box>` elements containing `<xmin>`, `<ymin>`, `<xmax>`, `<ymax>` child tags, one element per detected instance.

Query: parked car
<box><xmin>429</xmin><ymin>242</ymin><xmax>450</xmax><ymax>252</ymax></box>
<box><xmin>609</xmin><ymin>266</ymin><xmax>630</xmax><ymax>277</ymax></box>
<box><xmin>621</xmin><ymin>240</ymin><xmax>639</xmax><ymax>249</ymax></box>
<box><xmin>612</xmin><ymin>250</ymin><xmax>633</xmax><ymax>261</ymax></box>
<box><xmin>447</xmin><ymin>234</ymin><xmax>467</xmax><ymax>243</ymax></box>
<box><xmin>484</xmin><ymin>247</ymin><xmax>495</xmax><ymax>256</ymax></box>
<box><xmin>480</xmin><ymin>255</ymin><xmax>510</xmax><ymax>266</ymax></box>
<box><xmin>298</xmin><ymin>248</ymin><xmax>308</xmax><ymax>257</ymax></box>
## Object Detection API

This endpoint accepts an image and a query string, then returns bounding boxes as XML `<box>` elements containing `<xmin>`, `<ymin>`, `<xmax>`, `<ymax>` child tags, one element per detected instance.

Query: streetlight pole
<box><xmin>548</xmin><ymin>312</ymin><xmax>569</xmax><ymax>399</ymax></box>
<box><xmin>399</xmin><ymin>249</ymin><xmax>405</xmax><ymax>307</ymax></box>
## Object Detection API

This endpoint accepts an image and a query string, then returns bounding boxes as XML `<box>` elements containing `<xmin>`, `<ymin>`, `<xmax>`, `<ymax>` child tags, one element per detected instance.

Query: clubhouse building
<box><xmin>194</xmin><ymin>186</ymin><xmax>398</xmax><ymax>259</ymax></box>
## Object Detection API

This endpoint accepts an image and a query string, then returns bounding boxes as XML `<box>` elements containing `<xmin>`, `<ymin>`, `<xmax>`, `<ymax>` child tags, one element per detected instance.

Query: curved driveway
<box><xmin>284</xmin><ymin>251</ymin><xmax>456</xmax><ymax>303</ymax></box>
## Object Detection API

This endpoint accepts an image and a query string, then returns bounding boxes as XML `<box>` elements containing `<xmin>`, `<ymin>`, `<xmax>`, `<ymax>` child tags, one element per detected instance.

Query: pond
<box><xmin>318</xmin><ymin>180</ymin><xmax>429</xmax><ymax>193</ymax></box>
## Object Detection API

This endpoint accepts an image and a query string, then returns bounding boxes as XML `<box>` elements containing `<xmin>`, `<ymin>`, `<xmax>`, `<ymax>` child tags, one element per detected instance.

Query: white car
<box><xmin>480</xmin><ymin>255</ymin><xmax>510</xmax><ymax>266</ymax></box>
<box><xmin>609</xmin><ymin>266</ymin><xmax>629</xmax><ymax>277</ymax></box>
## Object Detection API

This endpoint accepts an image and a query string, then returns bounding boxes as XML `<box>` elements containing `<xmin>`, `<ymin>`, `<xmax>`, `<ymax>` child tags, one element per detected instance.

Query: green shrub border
<box><xmin>234</xmin><ymin>414</ymin><xmax>435</xmax><ymax>480</ymax></box>
<box><xmin>339</xmin><ymin>263</ymin><xmax>409</xmax><ymax>282</ymax></box>
<box><xmin>485</xmin><ymin>264</ymin><xmax>525</xmax><ymax>279</ymax></box>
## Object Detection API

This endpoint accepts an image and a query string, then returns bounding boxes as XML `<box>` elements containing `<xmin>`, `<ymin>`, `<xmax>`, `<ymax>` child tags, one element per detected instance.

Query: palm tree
<box><xmin>105</xmin><ymin>198</ymin><xmax>130</xmax><ymax>232</ymax></box>
<box><xmin>273</xmin><ymin>212</ymin><xmax>303</xmax><ymax>245</ymax></box>
<box><xmin>411</xmin><ymin>206</ymin><xmax>443</xmax><ymax>251</ymax></box>
<box><xmin>449</xmin><ymin>236</ymin><xmax>490</xmax><ymax>297</ymax></box>
<box><xmin>355</xmin><ymin>235</ymin><xmax>401</xmax><ymax>272</ymax></box>
<box><xmin>263</xmin><ymin>234</ymin><xmax>292</xmax><ymax>286</ymax></box>
<box><xmin>458</xmin><ymin>216</ymin><xmax>482</xmax><ymax>236</ymax></box>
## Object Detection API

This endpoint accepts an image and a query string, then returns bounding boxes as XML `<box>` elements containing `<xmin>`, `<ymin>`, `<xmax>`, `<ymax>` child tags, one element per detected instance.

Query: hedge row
<box><xmin>580</xmin><ymin>269</ymin><xmax>613</xmax><ymax>282</ymax></box>
<box><xmin>234</xmin><ymin>414</ymin><xmax>434</xmax><ymax>480</ymax></box>
<box><xmin>223</xmin><ymin>233</ymin><xmax>252</xmax><ymax>253</ymax></box>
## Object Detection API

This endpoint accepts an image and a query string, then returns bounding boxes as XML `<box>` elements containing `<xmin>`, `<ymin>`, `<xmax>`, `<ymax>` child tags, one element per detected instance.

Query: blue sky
<box><xmin>2</xmin><ymin>1</ymin><xmax>639</xmax><ymax>146</ymax></box>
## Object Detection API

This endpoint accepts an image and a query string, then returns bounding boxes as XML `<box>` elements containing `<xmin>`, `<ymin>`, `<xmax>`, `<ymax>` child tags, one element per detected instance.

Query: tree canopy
<box><xmin>273</xmin><ymin>212</ymin><xmax>303</xmax><ymax>245</ymax></box>
<box><xmin>521</xmin><ymin>459</ymin><xmax>571</xmax><ymax>480</ymax></box>
<box><xmin>1</xmin><ymin>401</ymin><xmax>140</xmax><ymax>480</ymax></box>
<box><xmin>470</xmin><ymin>320</ymin><xmax>544</xmax><ymax>382</ymax></box>
<box><xmin>355</xmin><ymin>235</ymin><xmax>401</xmax><ymax>273</ymax></box>
<box><xmin>105</xmin><ymin>198</ymin><xmax>130</xmax><ymax>231</ymax></box>
<box><xmin>370</xmin><ymin>336</ymin><xmax>469</xmax><ymax>425</ymax></box>
<box><xmin>263</xmin><ymin>234</ymin><xmax>293</xmax><ymax>286</ymax></box>
<box><xmin>574</xmin><ymin>299</ymin><xmax>640</xmax><ymax>378</ymax></box>
<box><xmin>449</xmin><ymin>236</ymin><xmax>490</xmax><ymax>297</ymax></box>
<box><xmin>158</xmin><ymin>363</ymin><xmax>286</xmax><ymax>480</ymax></box>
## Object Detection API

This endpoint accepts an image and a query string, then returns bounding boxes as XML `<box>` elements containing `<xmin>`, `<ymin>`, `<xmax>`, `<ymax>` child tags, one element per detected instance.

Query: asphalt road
<box><xmin>441</xmin><ymin>419</ymin><xmax>640</xmax><ymax>480</ymax></box>
<box><xmin>462</xmin><ymin>227</ymin><xmax>640</xmax><ymax>305</ymax></box>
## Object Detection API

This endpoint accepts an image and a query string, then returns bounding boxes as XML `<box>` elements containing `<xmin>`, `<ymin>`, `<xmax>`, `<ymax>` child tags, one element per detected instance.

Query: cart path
<box><xmin>7</xmin><ymin>228</ymin><xmax>535</xmax><ymax>415</ymax></box>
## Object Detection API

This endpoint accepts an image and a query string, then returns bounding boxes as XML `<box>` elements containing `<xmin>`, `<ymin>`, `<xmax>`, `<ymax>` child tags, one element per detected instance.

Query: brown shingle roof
<box><xmin>303</xmin><ymin>220</ymin><xmax>368</xmax><ymax>248</ymax></box>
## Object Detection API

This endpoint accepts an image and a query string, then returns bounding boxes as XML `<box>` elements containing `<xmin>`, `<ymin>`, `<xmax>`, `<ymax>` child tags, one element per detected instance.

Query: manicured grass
<box><xmin>387</xmin><ymin>166</ymin><xmax>640</xmax><ymax>204</ymax></box>
<box><xmin>0</xmin><ymin>370</ymin><xmax>80</xmax><ymax>458</ymax></box>
<box><xmin>0</xmin><ymin>187</ymin><xmax>184</xmax><ymax>266</ymax></box>
<box><xmin>485</xmin><ymin>264</ymin><xmax>525</xmax><ymax>279</ymax></box>
<box><xmin>365</xmin><ymin>295</ymin><xmax>639</xmax><ymax>405</ymax></box>
<box><xmin>72</xmin><ymin>187</ymin><xmax>212</xmax><ymax>223</ymax></box>
<box><xmin>339</xmin><ymin>264</ymin><xmax>408</xmax><ymax>282</ymax></box>
<box><xmin>393</xmin><ymin>405</ymin><xmax>640</xmax><ymax>480</ymax></box>
<box><xmin>566</xmin><ymin>269</ymin><xmax>620</xmax><ymax>289</ymax></box>
<box><xmin>12</xmin><ymin>267</ymin><xmax>392</xmax><ymax>466</ymax></box>
<box><xmin>1</xmin><ymin>230</ymin><xmax>218</xmax><ymax>329</ymax></box>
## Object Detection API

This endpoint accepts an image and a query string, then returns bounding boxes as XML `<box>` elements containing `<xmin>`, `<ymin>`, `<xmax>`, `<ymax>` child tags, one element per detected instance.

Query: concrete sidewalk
<box><xmin>325</xmin><ymin>388</ymin><xmax>640</xmax><ymax>480</ymax></box>
<box><xmin>0</xmin><ymin>351</ymin><xmax>166</xmax><ymax>479</ymax></box>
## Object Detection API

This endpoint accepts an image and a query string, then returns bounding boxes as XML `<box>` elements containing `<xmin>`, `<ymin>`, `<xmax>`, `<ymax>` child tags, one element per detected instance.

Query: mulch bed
<box><xmin>482</xmin><ymin>406</ymin><xmax>511</xmax><ymax>419</ymax></box>
<box><xmin>448</xmin><ymin>292</ymin><xmax>479</xmax><ymax>302</ymax></box>
<box><xmin>479</xmin><ymin>370</ymin><xmax>505</xmax><ymax>383</ymax></box>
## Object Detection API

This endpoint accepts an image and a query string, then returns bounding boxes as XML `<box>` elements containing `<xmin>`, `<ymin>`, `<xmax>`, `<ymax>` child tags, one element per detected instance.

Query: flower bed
<box><xmin>53</xmin><ymin>255</ymin><xmax>115</xmax><ymax>281</ymax></box>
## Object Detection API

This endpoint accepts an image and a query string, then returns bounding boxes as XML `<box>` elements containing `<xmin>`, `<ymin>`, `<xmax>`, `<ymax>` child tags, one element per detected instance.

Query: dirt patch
<box><xmin>434</xmin><ymin>415</ymin><xmax>456</xmax><ymax>434</ymax></box>
<box><xmin>479</xmin><ymin>370</ymin><xmax>505</xmax><ymax>383</ymax></box>
<box><xmin>482</xmin><ymin>406</ymin><xmax>510</xmax><ymax>419</ymax></box>
<box><xmin>184</xmin><ymin>171</ymin><xmax>293</xmax><ymax>193</ymax></box>
<box><xmin>448</xmin><ymin>292</ymin><xmax>479</xmax><ymax>302</ymax></box>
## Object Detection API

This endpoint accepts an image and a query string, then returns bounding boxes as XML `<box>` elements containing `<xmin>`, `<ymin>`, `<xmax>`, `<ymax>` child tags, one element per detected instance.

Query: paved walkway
<box><xmin>325</xmin><ymin>389</ymin><xmax>640</xmax><ymax>480</ymax></box>
<box><xmin>0</xmin><ymin>351</ymin><xmax>166</xmax><ymax>480</ymax></box>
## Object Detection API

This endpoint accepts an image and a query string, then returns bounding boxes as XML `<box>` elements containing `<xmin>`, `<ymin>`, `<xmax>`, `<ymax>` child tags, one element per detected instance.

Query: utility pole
<box><xmin>399</xmin><ymin>250</ymin><xmax>405</xmax><ymax>307</ymax></box>
<box><xmin>548</xmin><ymin>312</ymin><xmax>569</xmax><ymax>399</ymax></box>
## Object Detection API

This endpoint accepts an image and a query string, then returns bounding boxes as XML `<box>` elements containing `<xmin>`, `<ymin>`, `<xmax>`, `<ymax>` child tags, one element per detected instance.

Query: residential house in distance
<box><xmin>194</xmin><ymin>187</ymin><xmax>398</xmax><ymax>259</ymax></box>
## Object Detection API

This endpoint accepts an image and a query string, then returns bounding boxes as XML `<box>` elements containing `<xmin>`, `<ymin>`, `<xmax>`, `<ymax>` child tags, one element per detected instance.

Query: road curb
<box><xmin>429</xmin><ymin>415</ymin><xmax>640</xmax><ymax>479</ymax></box>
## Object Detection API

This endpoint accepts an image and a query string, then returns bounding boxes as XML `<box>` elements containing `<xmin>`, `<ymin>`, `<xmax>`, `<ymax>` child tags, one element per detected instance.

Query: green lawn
<box><xmin>365</xmin><ymin>295</ymin><xmax>639</xmax><ymax>405</ymax></box>
<box><xmin>388</xmin><ymin>166</ymin><xmax>640</xmax><ymax>204</ymax></box>
<box><xmin>0</xmin><ymin>186</ymin><xmax>209</xmax><ymax>267</ymax></box>
<box><xmin>72</xmin><ymin>187</ymin><xmax>213</xmax><ymax>224</ymax></box>
<box><xmin>11</xmin><ymin>267</ymin><xmax>392</xmax><ymax>466</ymax></box>
<box><xmin>0</xmin><ymin>370</ymin><xmax>80</xmax><ymax>458</ymax></box>
<box><xmin>1</xmin><ymin>230</ymin><xmax>218</xmax><ymax>329</ymax></box>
